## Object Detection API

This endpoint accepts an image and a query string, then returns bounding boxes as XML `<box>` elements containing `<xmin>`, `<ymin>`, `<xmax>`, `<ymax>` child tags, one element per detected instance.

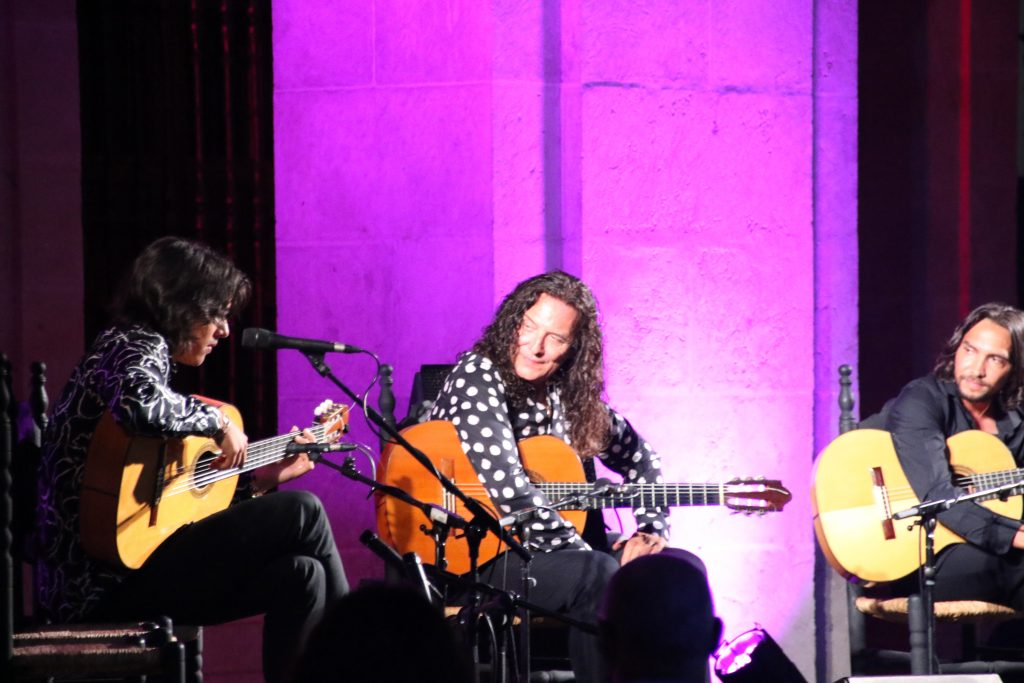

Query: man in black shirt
<box><xmin>885</xmin><ymin>302</ymin><xmax>1024</xmax><ymax>605</ymax></box>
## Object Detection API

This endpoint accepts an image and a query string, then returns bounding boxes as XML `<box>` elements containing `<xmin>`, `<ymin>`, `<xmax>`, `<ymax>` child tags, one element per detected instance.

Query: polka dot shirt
<box><xmin>429</xmin><ymin>351</ymin><xmax>669</xmax><ymax>553</ymax></box>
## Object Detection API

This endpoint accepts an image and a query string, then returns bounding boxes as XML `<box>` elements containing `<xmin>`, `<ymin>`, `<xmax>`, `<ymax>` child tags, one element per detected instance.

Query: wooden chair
<box><xmin>1</xmin><ymin>355</ymin><xmax>199</xmax><ymax>682</ymax></box>
<box><xmin>835</xmin><ymin>364</ymin><xmax>1024</xmax><ymax>676</ymax></box>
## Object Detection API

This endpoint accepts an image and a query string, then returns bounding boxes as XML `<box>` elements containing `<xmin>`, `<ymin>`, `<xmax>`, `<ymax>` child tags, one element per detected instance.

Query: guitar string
<box><xmin>876</xmin><ymin>470</ymin><xmax>1024</xmax><ymax>498</ymax></box>
<box><xmin>164</xmin><ymin>413</ymin><xmax>788</xmax><ymax>503</ymax></box>
<box><xmin>161</xmin><ymin>422</ymin><xmax>337</xmax><ymax>498</ymax></box>
<box><xmin>163</xmin><ymin>431</ymin><xmax>321</xmax><ymax>497</ymax></box>
<box><xmin>163</xmin><ymin>435</ymin><xmax>323</xmax><ymax>496</ymax></box>
<box><xmin>866</xmin><ymin>469</ymin><xmax>1024</xmax><ymax>514</ymax></box>
<box><xmin>446</xmin><ymin>482</ymin><xmax>776</xmax><ymax>507</ymax></box>
<box><xmin>192</xmin><ymin>427</ymin><xmax>328</xmax><ymax>475</ymax></box>
<box><xmin>192</xmin><ymin>427</ymin><xmax>326</xmax><ymax>475</ymax></box>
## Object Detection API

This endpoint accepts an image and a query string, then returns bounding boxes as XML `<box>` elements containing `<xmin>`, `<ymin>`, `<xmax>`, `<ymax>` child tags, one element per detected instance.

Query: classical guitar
<box><xmin>812</xmin><ymin>428</ymin><xmax>1023</xmax><ymax>584</ymax></box>
<box><xmin>376</xmin><ymin>420</ymin><xmax>792</xmax><ymax>574</ymax></box>
<box><xmin>80</xmin><ymin>397</ymin><xmax>349</xmax><ymax>570</ymax></box>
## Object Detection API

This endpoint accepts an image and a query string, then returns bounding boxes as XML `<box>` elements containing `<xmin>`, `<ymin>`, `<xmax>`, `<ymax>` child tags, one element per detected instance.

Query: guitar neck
<box><xmin>961</xmin><ymin>467</ymin><xmax>1024</xmax><ymax>495</ymax></box>
<box><xmin>535</xmin><ymin>483</ymin><xmax>725</xmax><ymax>510</ymax></box>
<box><xmin>229</xmin><ymin>423</ymin><xmax>330</xmax><ymax>476</ymax></box>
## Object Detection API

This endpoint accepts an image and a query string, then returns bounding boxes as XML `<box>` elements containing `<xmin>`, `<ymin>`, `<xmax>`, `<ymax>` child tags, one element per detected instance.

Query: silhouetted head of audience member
<box><xmin>598</xmin><ymin>548</ymin><xmax>722</xmax><ymax>683</ymax></box>
<box><xmin>291</xmin><ymin>583</ymin><xmax>472</xmax><ymax>683</ymax></box>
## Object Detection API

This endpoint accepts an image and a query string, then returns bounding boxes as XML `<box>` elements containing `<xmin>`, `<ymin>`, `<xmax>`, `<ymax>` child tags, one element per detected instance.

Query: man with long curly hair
<box><xmin>430</xmin><ymin>271</ymin><xmax>670</xmax><ymax>682</ymax></box>
<box><xmin>35</xmin><ymin>237</ymin><xmax>348</xmax><ymax>683</ymax></box>
<box><xmin>882</xmin><ymin>302</ymin><xmax>1024</xmax><ymax>607</ymax></box>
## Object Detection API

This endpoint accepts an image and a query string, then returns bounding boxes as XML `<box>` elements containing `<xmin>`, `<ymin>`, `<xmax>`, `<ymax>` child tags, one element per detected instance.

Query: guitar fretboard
<box><xmin>536</xmin><ymin>483</ymin><xmax>727</xmax><ymax>510</ymax></box>
<box><xmin>960</xmin><ymin>467</ymin><xmax>1024</xmax><ymax>499</ymax></box>
<box><xmin>163</xmin><ymin>421</ymin><xmax>333</xmax><ymax>498</ymax></box>
<box><xmin>235</xmin><ymin>422</ymin><xmax>331</xmax><ymax>475</ymax></box>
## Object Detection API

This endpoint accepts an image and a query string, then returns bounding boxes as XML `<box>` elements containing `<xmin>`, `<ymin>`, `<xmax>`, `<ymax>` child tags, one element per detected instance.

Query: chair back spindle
<box><xmin>839</xmin><ymin>364</ymin><xmax>855</xmax><ymax>434</ymax></box>
<box><xmin>2</xmin><ymin>356</ymin><xmax>16</xmax><ymax>671</ymax></box>
<box><xmin>2</xmin><ymin>356</ymin><xmax>14</xmax><ymax>426</ymax></box>
<box><xmin>29</xmin><ymin>362</ymin><xmax>47</xmax><ymax>443</ymax></box>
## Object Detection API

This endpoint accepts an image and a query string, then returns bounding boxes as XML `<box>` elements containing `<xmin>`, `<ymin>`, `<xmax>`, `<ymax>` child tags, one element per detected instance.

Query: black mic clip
<box><xmin>590</xmin><ymin>477</ymin><xmax>619</xmax><ymax>497</ymax></box>
<box><xmin>284</xmin><ymin>441</ymin><xmax>359</xmax><ymax>455</ymax></box>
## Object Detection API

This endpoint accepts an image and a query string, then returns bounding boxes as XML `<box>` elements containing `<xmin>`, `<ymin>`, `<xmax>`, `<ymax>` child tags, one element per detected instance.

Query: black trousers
<box><xmin>91</xmin><ymin>490</ymin><xmax>348</xmax><ymax>683</ymax></box>
<box><xmin>478</xmin><ymin>548</ymin><xmax>619</xmax><ymax>683</ymax></box>
<box><xmin>930</xmin><ymin>543</ymin><xmax>1024</xmax><ymax>608</ymax></box>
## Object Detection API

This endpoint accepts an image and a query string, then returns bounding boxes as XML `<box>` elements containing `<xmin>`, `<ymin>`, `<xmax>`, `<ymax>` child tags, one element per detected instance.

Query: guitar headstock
<box><xmin>314</xmin><ymin>400</ymin><xmax>350</xmax><ymax>439</ymax></box>
<box><xmin>723</xmin><ymin>478</ymin><xmax>792</xmax><ymax>514</ymax></box>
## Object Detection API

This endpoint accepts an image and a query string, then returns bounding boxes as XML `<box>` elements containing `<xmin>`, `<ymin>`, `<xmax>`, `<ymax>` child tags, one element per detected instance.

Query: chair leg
<box><xmin>160</xmin><ymin>639</ymin><xmax>186</xmax><ymax>683</ymax></box>
<box><xmin>908</xmin><ymin>594</ymin><xmax>932</xmax><ymax>675</ymax></box>
<box><xmin>186</xmin><ymin>633</ymin><xmax>203</xmax><ymax>683</ymax></box>
<box><xmin>847</xmin><ymin>583</ymin><xmax>867</xmax><ymax>673</ymax></box>
<box><xmin>961</xmin><ymin>622</ymin><xmax>978</xmax><ymax>661</ymax></box>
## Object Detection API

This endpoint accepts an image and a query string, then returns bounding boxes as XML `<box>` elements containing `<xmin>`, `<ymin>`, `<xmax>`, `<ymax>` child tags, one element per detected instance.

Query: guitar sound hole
<box><xmin>191</xmin><ymin>448</ymin><xmax>220</xmax><ymax>495</ymax></box>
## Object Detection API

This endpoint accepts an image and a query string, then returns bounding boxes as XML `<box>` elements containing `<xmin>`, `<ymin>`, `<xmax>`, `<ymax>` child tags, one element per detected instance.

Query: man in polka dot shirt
<box><xmin>430</xmin><ymin>271</ymin><xmax>672</xmax><ymax>683</ymax></box>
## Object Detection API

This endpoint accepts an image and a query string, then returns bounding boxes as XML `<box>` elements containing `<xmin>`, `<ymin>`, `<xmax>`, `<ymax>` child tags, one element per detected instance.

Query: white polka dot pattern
<box><xmin>429</xmin><ymin>351</ymin><xmax>669</xmax><ymax>552</ymax></box>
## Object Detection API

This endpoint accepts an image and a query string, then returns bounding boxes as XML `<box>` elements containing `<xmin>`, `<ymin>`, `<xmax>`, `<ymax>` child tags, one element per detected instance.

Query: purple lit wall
<box><xmin>273</xmin><ymin>2</ymin><xmax>857</xmax><ymax>679</ymax></box>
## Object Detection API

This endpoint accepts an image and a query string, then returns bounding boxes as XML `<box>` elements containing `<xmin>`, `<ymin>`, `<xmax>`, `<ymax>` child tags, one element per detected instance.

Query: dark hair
<box><xmin>934</xmin><ymin>302</ymin><xmax>1024</xmax><ymax>410</ymax></box>
<box><xmin>473</xmin><ymin>271</ymin><xmax>609</xmax><ymax>457</ymax></box>
<box><xmin>598</xmin><ymin>549</ymin><xmax>721</xmax><ymax>680</ymax></box>
<box><xmin>111</xmin><ymin>236</ymin><xmax>251</xmax><ymax>355</ymax></box>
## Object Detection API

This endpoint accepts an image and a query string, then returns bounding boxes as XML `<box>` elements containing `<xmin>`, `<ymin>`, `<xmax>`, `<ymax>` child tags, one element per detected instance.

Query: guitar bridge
<box><xmin>149</xmin><ymin>441</ymin><xmax>168</xmax><ymax>526</ymax></box>
<box><xmin>870</xmin><ymin>466</ymin><xmax>896</xmax><ymax>540</ymax></box>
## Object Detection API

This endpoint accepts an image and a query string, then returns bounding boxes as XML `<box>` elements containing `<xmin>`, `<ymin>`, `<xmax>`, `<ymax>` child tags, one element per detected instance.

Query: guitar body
<box><xmin>79</xmin><ymin>398</ymin><xmax>347</xmax><ymax>571</ymax></box>
<box><xmin>812</xmin><ymin>428</ymin><xmax>1021</xmax><ymax>584</ymax></box>
<box><xmin>81</xmin><ymin>401</ymin><xmax>243</xmax><ymax>570</ymax></box>
<box><xmin>377</xmin><ymin>422</ymin><xmax>593</xmax><ymax>574</ymax></box>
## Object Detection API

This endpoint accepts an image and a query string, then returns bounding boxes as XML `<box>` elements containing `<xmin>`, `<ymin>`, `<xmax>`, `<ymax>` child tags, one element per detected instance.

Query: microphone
<box><xmin>359</xmin><ymin>530</ymin><xmax>405</xmax><ymax>573</ymax></box>
<box><xmin>498</xmin><ymin>505</ymin><xmax>559</xmax><ymax>527</ymax></box>
<box><xmin>423</xmin><ymin>503</ymin><xmax>467</xmax><ymax>530</ymax></box>
<box><xmin>284</xmin><ymin>442</ymin><xmax>359</xmax><ymax>455</ymax></box>
<box><xmin>241</xmin><ymin>327</ymin><xmax>363</xmax><ymax>354</ymax></box>
<box><xmin>403</xmin><ymin>552</ymin><xmax>441</xmax><ymax>605</ymax></box>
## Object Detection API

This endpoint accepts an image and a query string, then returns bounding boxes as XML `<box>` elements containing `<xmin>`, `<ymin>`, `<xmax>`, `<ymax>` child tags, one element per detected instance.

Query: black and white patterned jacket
<box><xmin>35</xmin><ymin>326</ymin><xmax>224</xmax><ymax>622</ymax></box>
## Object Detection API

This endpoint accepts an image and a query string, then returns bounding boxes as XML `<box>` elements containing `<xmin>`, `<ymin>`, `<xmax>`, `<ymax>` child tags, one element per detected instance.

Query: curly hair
<box><xmin>474</xmin><ymin>271</ymin><xmax>610</xmax><ymax>457</ymax></box>
<box><xmin>111</xmin><ymin>236</ymin><xmax>251</xmax><ymax>355</ymax></box>
<box><xmin>934</xmin><ymin>302</ymin><xmax>1024</xmax><ymax>411</ymax></box>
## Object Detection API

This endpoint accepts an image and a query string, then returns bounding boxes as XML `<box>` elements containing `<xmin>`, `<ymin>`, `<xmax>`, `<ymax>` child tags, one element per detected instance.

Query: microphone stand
<box><xmin>299</xmin><ymin>351</ymin><xmax>531</xmax><ymax>683</ymax></box>
<box><xmin>300</xmin><ymin>350</ymin><xmax>530</xmax><ymax>561</ymax></box>
<box><xmin>330</xmin><ymin>452</ymin><xmax>608</xmax><ymax>682</ymax></box>
<box><xmin>323</xmin><ymin>453</ymin><xmax>499</xmax><ymax>679</ymax></box>
<box><xmin>331</xmin><ymin>454</ymin><xmax>469</xmax><ymax>564</ymax></box>
<box><xmin>891</xmin><ymin>478</ymin><xmax>1024</xmax><ymax>674</ymax></box>
<box><xmin>499</xmin><ymin>483</ymin><xmax>613</xmax><ymax>681</ymax></box>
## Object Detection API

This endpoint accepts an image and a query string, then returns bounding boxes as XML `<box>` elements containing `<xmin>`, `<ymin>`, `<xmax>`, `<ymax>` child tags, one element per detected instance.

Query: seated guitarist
<box><xmin>34</xmin><ymin>237</ymin><xmax>349</xmax><ymax>683</ymax></box>
<box><xmin>429</xmin><ymin>271</ymin><xmax>674</xmax><ymax>683</ymax></box>
<box><xmin>883</xmin><ymin>302</ymin><xmax>1024</xmax><ymax>607</ymax></box>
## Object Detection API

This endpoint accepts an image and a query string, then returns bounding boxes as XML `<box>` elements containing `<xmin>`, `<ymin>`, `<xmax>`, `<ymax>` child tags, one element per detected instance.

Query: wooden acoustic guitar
<box><xmin>812</xmin><ymin>428</ymin><xmax>1023</xmax><ymax>584</ymax></box>
<box><xmin>80</xmin><ymin>397</ymin><xmax>349</xmax><ymax>570</ymax></box>
<box><xmin>376</xmin><ymin>420</ymin><xmax>792</xmax><ymax>574</ymax></box>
